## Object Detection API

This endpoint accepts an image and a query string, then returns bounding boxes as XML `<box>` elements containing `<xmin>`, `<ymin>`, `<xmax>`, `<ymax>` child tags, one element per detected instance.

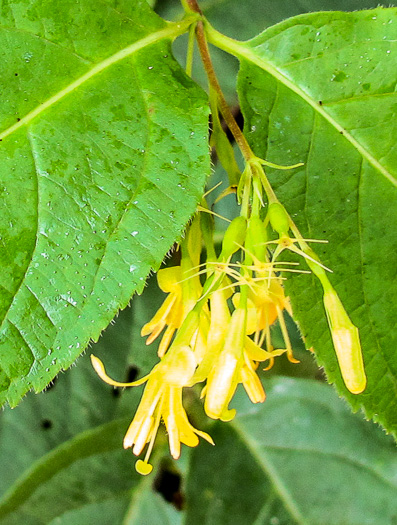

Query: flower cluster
<box><xmin>92</xmin><ymin>209</ymin><xmax>297</xmax><ymax>473</ymax></box>
<box><xmin>92</xmin><ymin>157</ymin><xmax>366</xmax><ymax>475</ymax></box>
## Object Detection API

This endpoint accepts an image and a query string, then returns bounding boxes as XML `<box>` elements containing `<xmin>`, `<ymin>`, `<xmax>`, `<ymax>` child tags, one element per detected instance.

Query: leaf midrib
<box><xmin>231</xmin><ymin>418</ymin><xmax>308</xmax><ymax>525</ymax></box>
<box><xmin>0</xmin><ymin>19</ymin><xmax>192</xmax><ymax>142</ymax></box>
<box><xmin>0</xmin><ymin>418</ymin><xmax>131</xmax><ymax>520</ymax></box>
<box><xmin>0</xmin><ymin>18</ymin><xmax>194</xmax><ymax>346</ymax></box>
<box><xmin>205</xmin><ymin>24</ymin><xmax>397</xmax><ymax>188</ymax></box>
<box><xmin>252</xmin><ymin>440</ymin><xmax>397</xmax><ymax>491</ymax></box>
<box><xmin>232</xmin><ymin>415</ymin><xmax>397</xmax><ymax>524</ymax></box>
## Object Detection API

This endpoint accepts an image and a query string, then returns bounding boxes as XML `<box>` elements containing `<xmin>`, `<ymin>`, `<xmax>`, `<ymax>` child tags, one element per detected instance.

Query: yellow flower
<box><xmin>141</xmin><ymin>232</ymin><xmax>204</xmax><ymax>358</ymax></box>
<box><xmin>141</xmin><ymin>266</ymin><xmax>184</xmax><ymax>357</ymax></box>
<box><xmin>91</xmin><ymin>345</ymin><xmax>213</xmax><ymax>475</ymax></box>
<box><xmin>202</xmin><ymin>306</ymin><xmax>282</xmax><ymax>421</ymax></box>
<box><xmin>248</xmin><ymin>274</ymin><xmax>289</xmax><ymax>329</ymax></box>
<box><xmin>203</xmin><ymin>308</ymin><xmax>246</xmax><ymax>421</ymax></box>
<box><xmin>190</xmin><ymin>287</ymin><xmax>231</xmax><ymax>384</ymax></box>
<box><xmin>245</xmin><ymin>273</ymin><xmax>298</xmax><ymax>365</ymax></box>
<box><xmin>323</xmin><ymin>288</ymin><xmax>366</xmax><ymax>394</ymax></box>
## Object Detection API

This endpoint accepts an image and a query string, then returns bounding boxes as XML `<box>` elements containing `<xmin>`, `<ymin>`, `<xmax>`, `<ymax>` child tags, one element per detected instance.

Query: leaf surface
<box><xmin>1</xmin><ymin>282</ymin><xmax>395</xmax><ymax>525</ymax></box>
<box><xmin>186</xmin><ymin>378</ymin><xmax>397</xmax><ymax>525</ymax></box>
<box><xmin>210</xmin><ymin>8</ymin><xmax>397</xmax><ymax>433</ymax></box>
<box><xmin>0</xmin><ymin>286</ymin><xmax>181</xmax><ymax>524</ymax></box>
<box><xmin>0</xmin><ymin>0</ymin><xmax>210</xmax><ymax>407</ymax></box>
<box><xmin>157</xmin><ymin>0</ymin><xmax>393</xmax><ymax>103</ymax></box>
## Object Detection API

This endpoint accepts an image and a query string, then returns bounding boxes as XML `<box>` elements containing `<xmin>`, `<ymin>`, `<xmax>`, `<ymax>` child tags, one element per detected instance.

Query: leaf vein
<box><xmin>84</xmin><ymin>58</ymin><xmax>156</xmax><ymax>300</ymax></box>
<box><xmin>7</xmin><ymin>319</ymin><xmax>37</xmax><ymax>364</ymax></box>
<box><xmin>0</xmin><ymin>24</ymin><xmax>92</xmax><ymax>64</ymax></box>
<box><xmin>0</xmin><ymin>20</ymin><xmax>192</xmax><ymax>142</ymax></box>
<box><xmin>231</xmin><ymin>419</ymin><xmax>309</xmax><ymax>525</ymax></box>
<box><xmin>207</xmin><ymin>30</ymin><xmax>397</xmax><ymax>187</ymax></box>
<box><xmin>255</xmin><ymin>443</ymin><xmax>397</xmax><ymax>491</ymax></box>
<box><xmin>0</xmin><ymin>132</ymin><xmax>39</xmax><ymax>335</ymax></box>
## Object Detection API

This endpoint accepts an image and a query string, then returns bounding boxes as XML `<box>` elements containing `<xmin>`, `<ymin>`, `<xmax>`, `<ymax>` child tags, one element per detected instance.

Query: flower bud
<box><xmin>323</xmin><ymin>289</ymin><xmax>366</xmax><ymax>394</ymax></box>
<box><xmin>246</xmin><ymin>216</ymin><xmax>267</xmax><ymax>261</ymax></box>
<box><xmin>268</xmin><ymin>202</ymin><xmax>290</xmax><ymax>236</ymax></box>
<box><xmin>219</xmin><ymin>216</ymin><xmax>247</xmax><ymax>260</ymax></box>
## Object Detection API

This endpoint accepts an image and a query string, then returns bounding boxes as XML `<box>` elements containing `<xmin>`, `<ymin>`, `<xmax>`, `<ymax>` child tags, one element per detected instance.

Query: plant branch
<box><xmin>195</xmin><ymin>21</ymin><xmax>254</xmax><ymax>162</ymax></box>
<box><xmin>182</xmin><ymin>0</ymin><xmax>202</xmax><ymax>14</ymax></box>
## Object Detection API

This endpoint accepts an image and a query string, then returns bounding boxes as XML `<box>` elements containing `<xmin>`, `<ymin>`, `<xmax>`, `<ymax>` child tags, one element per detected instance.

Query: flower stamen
<box><xmin>135</xmin><ymin>394</ymin><xmax>164</xmax><ymax>476</ymax></box>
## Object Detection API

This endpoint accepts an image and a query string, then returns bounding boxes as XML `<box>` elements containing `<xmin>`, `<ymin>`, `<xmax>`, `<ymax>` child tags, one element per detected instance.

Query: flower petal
<box><xmin>130</xmin><ymin>416</ymin><xmax>153</xmax><ymax>454</ymax></box>
<box><xmin>244</xmin><ymin>337</ymin><xmax>285</xmax><ymax>362</ymax></box>
<box><xmin>141</xmin><ymin>294</ymin><xmax>176</xmax><ymax>339</ymax></box>
<box><xmin>91</xmin><ymin>355</ymin><xmax>150</xmax><ymax>387</ymax></box>
<box><xmin>157</xmin><ymin>266</ymin><xmax>182</xmax><ymax>293</ymax></box>
<box><xmin>205</xmin><ymin>351</ymin><xmax>239</xmax><ymax>419</ymax></box>
<box><xmin>159</xmin><ymin>345</ymin><xmax>197</xmax><ymax>386</ymax></box>
<box><xmin>240</xmin><ymin>363</ymin><xmax>266</xmax><ymax>403</ymax></box>
<box><xmin>162</xmin><ymin>387</ymin><xmax>183</xmax><ymax>459</ymax></box>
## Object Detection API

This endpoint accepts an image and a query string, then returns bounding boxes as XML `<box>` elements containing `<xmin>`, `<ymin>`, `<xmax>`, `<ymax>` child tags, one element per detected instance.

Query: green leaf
<box><xmin>0</xmin><ymin>0</ymin><xmax>210</xmax><ymax>407</ymax></box>
<box><xmin>201</xmin><ymin>0</ymin><xmax>389</xmax><ymax>41</ymax></box>
<box><xmin>157</xmin><ymin>0</ymin><xmax>394</xmax><ymax>103</ymax></box>
<box><xmin>1</xmin><ymin>280</ymin><xmax>395</xmax><ymax>524</ymax></box>
<box><xmin>186</xmin><ymin>377</ymin><xmax>397</xmax><ymax>525</ymax></box>
<box><xmin>208</xmin><ymin>8</ymin><xmax>397</xmax><ymax>434</ymax></box>
<box><xmin>123</xmin><ymin>489</ymin><xmax>183</xmax><ymax>525</ymax></box>
<box><xmin>0</xmin><ymin>418</ymin><xmax>133</xmax><ymax>524</ymax></box>
<box><xmin>0</xmin><ymin>281</ymin><xmax>183</xmax><ymax>524</ymax></box>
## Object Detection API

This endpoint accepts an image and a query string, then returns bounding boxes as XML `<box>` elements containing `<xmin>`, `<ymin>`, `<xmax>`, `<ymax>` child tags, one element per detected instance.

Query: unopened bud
<box><xmin>246</xmin><ymin>216</ymin><xmax>267</xmax><ymax>261</ymax></box>
<box><xmin>219</xmin><ymin>216</ymin><xmax>247</xmax><ymax>260</ymax></box>
<box><xmin>268</xmin><ymin>202</ymin><xmax>290</xmax><ymax>236</ymax></box>
<box><xmin>323</xmin><ymin>289</ymin><xmax>366</xmax><ymax>394</ymax></box>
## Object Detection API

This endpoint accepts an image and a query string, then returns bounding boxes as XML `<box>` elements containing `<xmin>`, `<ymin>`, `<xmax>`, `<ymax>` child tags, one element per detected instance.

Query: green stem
<box><xmin>251</xmin><ymin>174</ymin><xmax>263</xmax><ymax>217</ymax></box>
<box><xmin>173</xmin><ymin>308</ymin><xmax>201</xmax><ymax>346</ymax></box>
<box><xmin>240</xmin><ymin>168</ymin><xmax>251</xmax><ymax>219</ymax></box>
<box><xmin>254</xmin><ymin>161</ymin><xmax>318</xmax><ymax>259</ymax></box>
<box><xmin>253</xmin><ymin>162</ymin><xmax>278</xmax><ymax>205</ymax></box>
<box><xmin>197</xmin><ymin>10</ymin><xmax>331</xmax><ymax>281</ymax></box>
<box><xmin>186</xmin><ymin>22</ymin><xmax>196</xmax><ymax>76</ymax></box>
